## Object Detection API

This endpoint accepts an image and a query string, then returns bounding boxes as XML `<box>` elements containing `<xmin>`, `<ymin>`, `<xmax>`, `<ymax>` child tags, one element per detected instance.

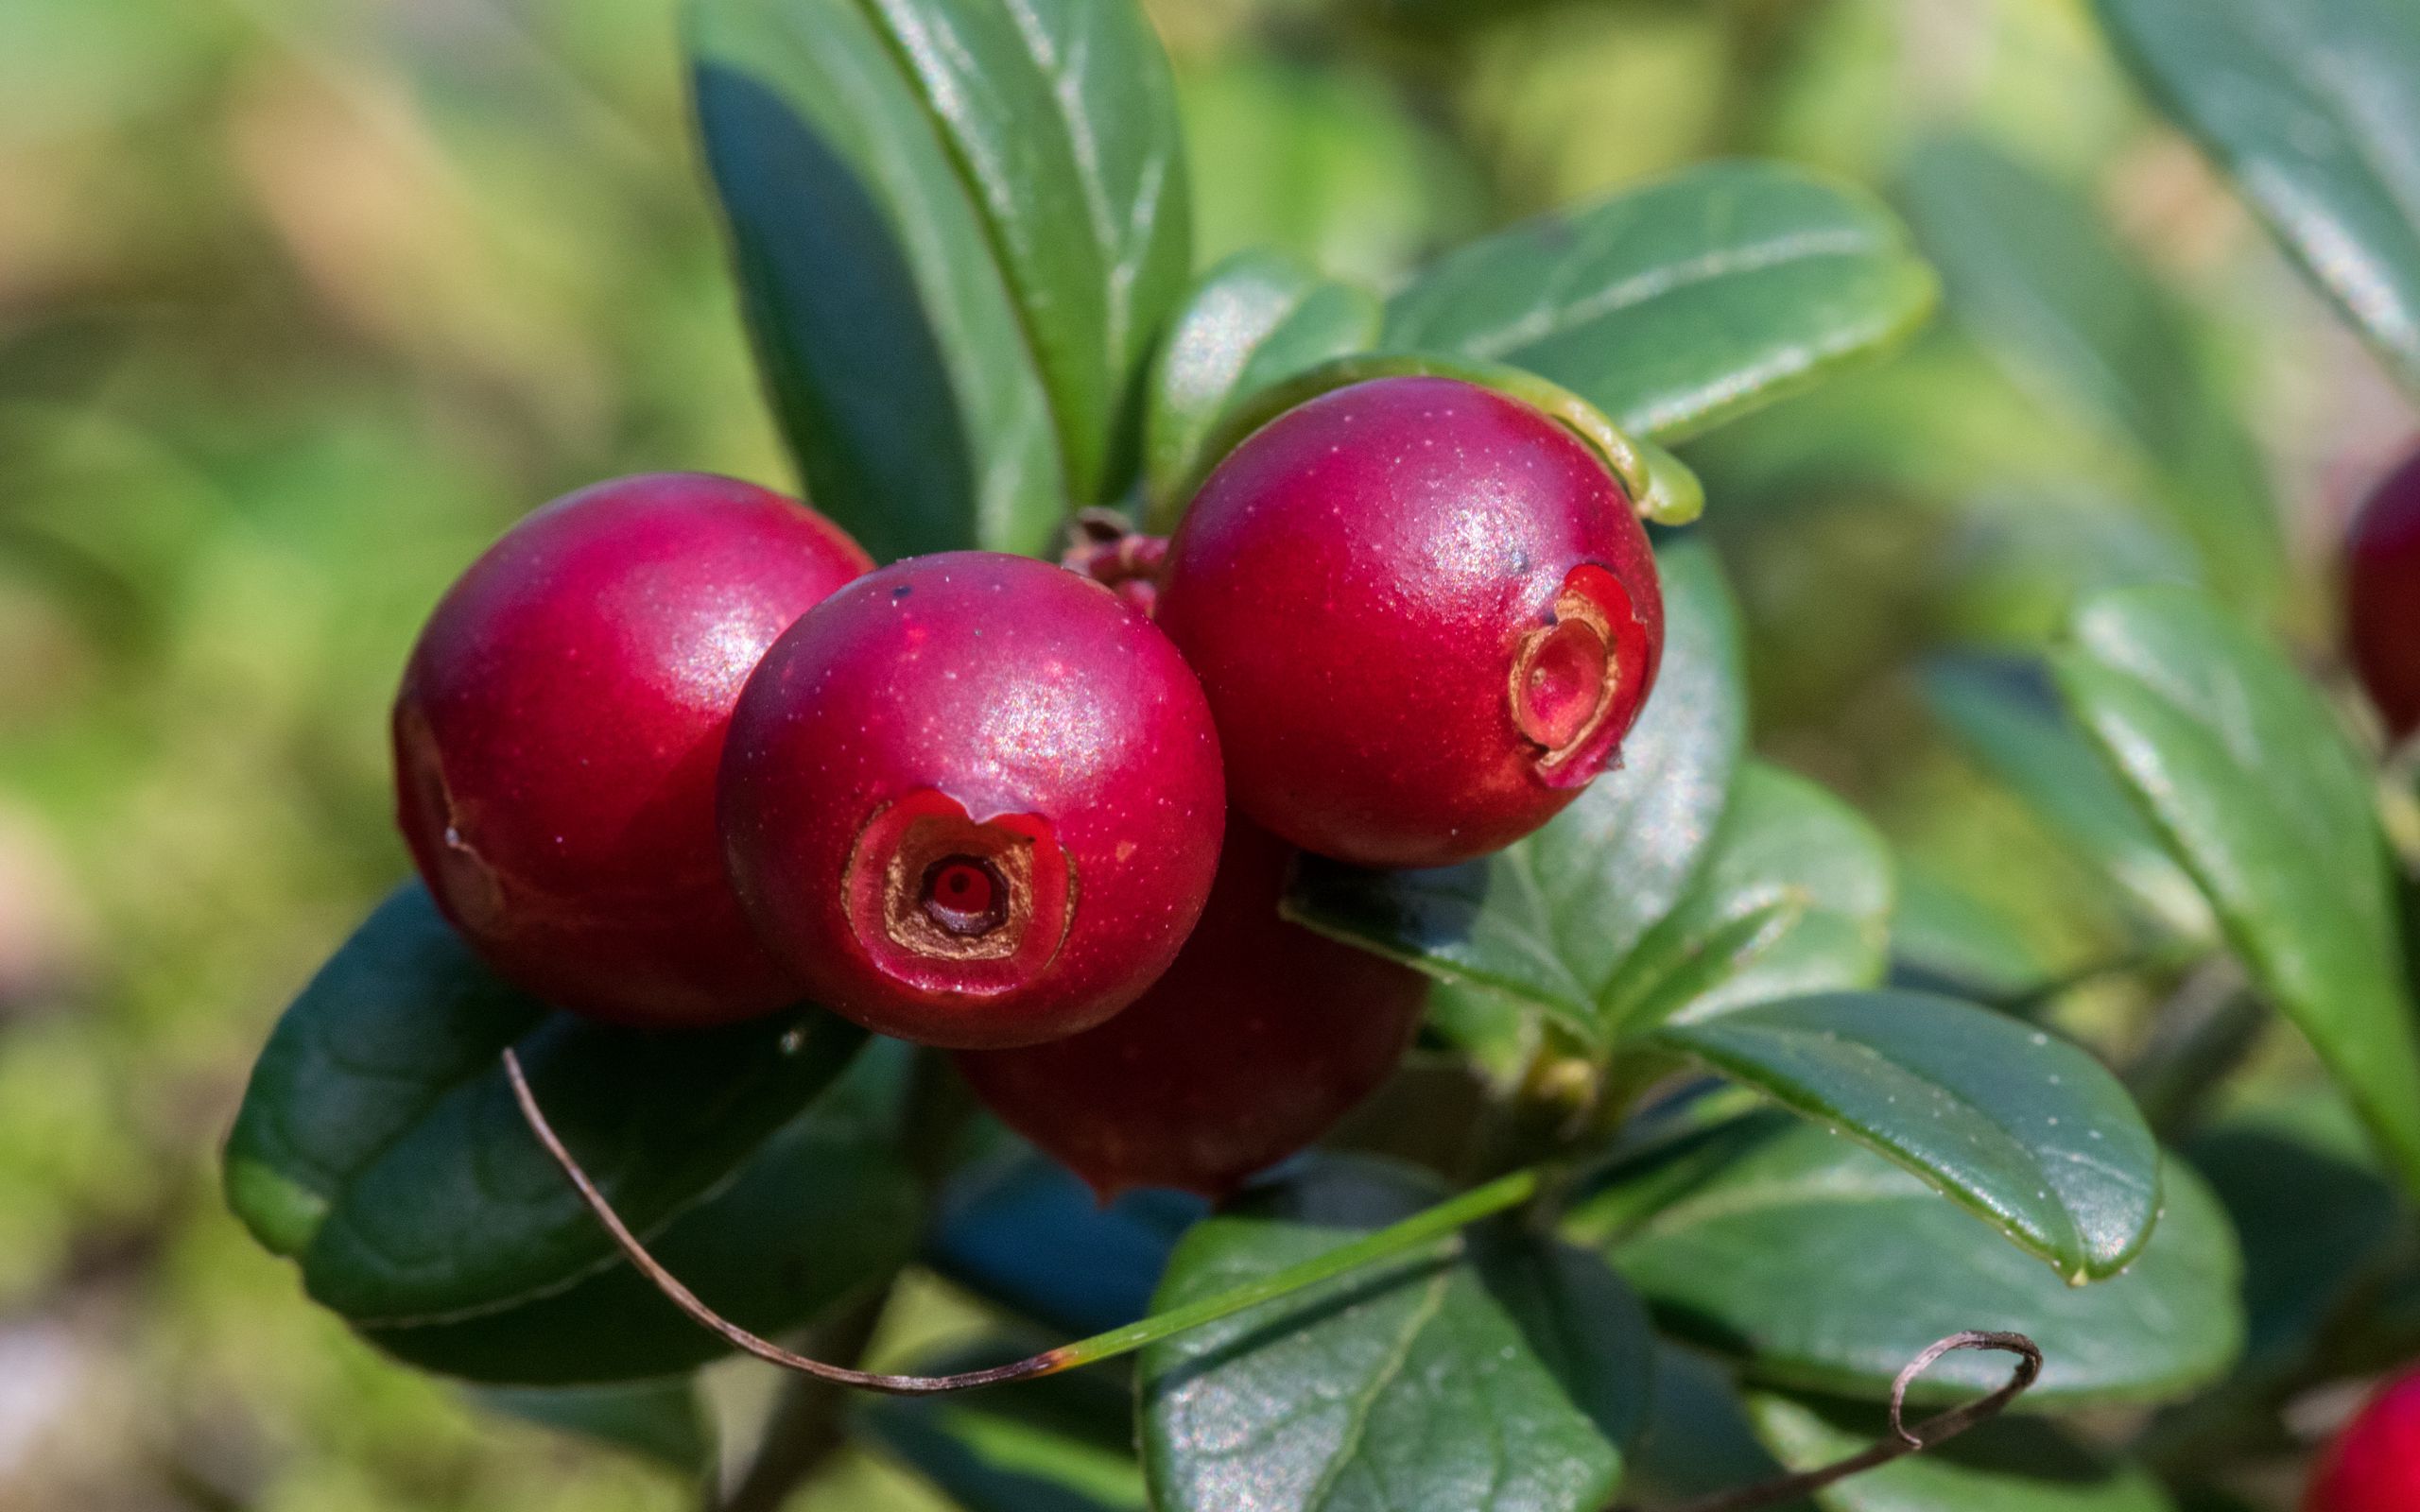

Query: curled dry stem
<box><xmin>506</xmin><ymin>1045</ymin><xmax>2041</xmax><ymax>1509</ymax></box>
<box><xmin>1628</xmin><ymin>1330</ymin><xmax>2045</xmax><ymax>1512</ymax></box>
<box><xmin>502</xmin><ymin>1046</ymin><xmax>1541</xmax><ymax>1395</ymax></box>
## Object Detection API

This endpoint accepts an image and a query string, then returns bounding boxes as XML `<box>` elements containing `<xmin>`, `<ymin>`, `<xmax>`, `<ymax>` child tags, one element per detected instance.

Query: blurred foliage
<box><xmin>0</xmin><ymin>0</ymin><xmax>2404</xmax><ymax>1507</ymax></box>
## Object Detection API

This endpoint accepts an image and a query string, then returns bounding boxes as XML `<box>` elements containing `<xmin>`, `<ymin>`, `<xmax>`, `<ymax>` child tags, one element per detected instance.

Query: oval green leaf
<box><xmin>927</xmin><ymin>1144</ymin><xmax>1201</xmax><ymax>1337</ymax></box>
<box><xmin>861</xmin><ymin>0</ymin><xmax>1190</xmax><ymax>502</ymax></box>
<box><xmin>1891</xmin><ymin>868</ymin><xmax>2056</xmax><ymax>1004</ymax></box>
<box><xmin>690</xmin><ymin>0</ymin><xmax>1188</xmax><ymax>558</ymax></box>
<box><xmin>1143</xmin><ymin>250</ymin><xmax>1381</xmax><ymax>521</ymax></box>
<box><xmin>2055</xmin><ymin>585</ymin><xmax>2420</xmax><ymax>1198</ymax></box>
<box><xmin>1899</xmin><ymin>134</ymin><xmax>2283</xmax><ymax>607</ymax></box>
<box><xmin>1923</xmin><ymin>654</ymin><xmax>2210</xmax><ymax>939</ymax></box>
<box><xmin>1139</xmin><ymin>1158</ymin><xmax>1653</xmax><ymax>1512</ymax></box>
<box><xmin>223</xmin><ymin>885</ymin><xmax>867</xmax><ymax>1325</ymax></box>
<box><xmin>1584</xmin><ymin>1116</ymin><xmax>2242</xmax><ymax>1409</ymax></box>
<box><xmin>1649</xmin><ymin>992</ymin><xmax>2162</xmax><ymax>1281</ymax></box>
<box><xmin>1605</xmin><ymin>763</ymin><xmax>1893</xmax><ymax>1033</ymax></box>
<box><xmin>2096</xmin><ymin>0</ymin><xmax>2420</xmax><ymax>398</ymax></box>
<box><xmin>1285</xmin><ymin>540</ymin><xmax>1747</xmax><ymax>1046</ymax></box>
<box><xmin>364</xmin><ymin>1045</ymin><xmax>918</xmax><ymax>1383</ymax></box>
<box><xmin>1380</xmin><ymin>161</ymin><xmax>1939</xmax><ymax>444</ymax></box>
<box><xmin>2185</xmin><ymin>1106</ymin><xmax>2401</xmax><ymax>1382</ymax></box>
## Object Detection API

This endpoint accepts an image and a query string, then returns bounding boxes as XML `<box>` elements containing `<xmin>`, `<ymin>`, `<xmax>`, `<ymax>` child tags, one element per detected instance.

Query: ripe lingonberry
<box><xmin>1157</xmin><ymin>375</ymin><xmax>1664</xmax><ymax>868</ymax></box>
<box><xmin>2347</xmin><ymin>448</ymin><xmax>2420</xmax><ymax>741</ymax></box>
<box><xmin>393</xmin><ymin>472</ymin><xmax>872</xmax><ymax>1027</ymax></box>
<box><xmin>719</xmin><ymin>552</ymin><xmax>1224</xmax><ymax>1049</ymax></box>
<box><xmin>954</xmin><ymin>816</ymin><xmax>1426</xmax><ymax>1199</ymax></box>
<box><xmin>2307</xmin><ymin>1366</ymin><xmax>2420</xmax><ymax>1512</ymax></box>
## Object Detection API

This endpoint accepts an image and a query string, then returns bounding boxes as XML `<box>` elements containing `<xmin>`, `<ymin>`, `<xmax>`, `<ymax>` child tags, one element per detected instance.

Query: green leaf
<box><xmin>1898</xmin><ymin>135</ymin><xmax>2282</xmax><ymax>605</ymax></box>
<box><xmin>1139</xmin><ymin>1158</ymin><xmax>1653</xmax><ymax>1512</ymax></box>
<box><xmin>1890</xmin><ymin>869</ymin><xmax>2053</xmax><ymax>1003</ymax></box>
<box><xmin>1606</xmin><ymin>764</ymin><xmax>1893</xmax><ymax>1032</ymax></box>
<box><xmin>690</xmin><ymin>0</ymin><xmax>1189</xmax><ymax>557</ymax></box>
<box><xmin>1379</xmin><ymin>161</ymin><xmax>1939</xmax><ymax>443</ymax></box>
<box><xmin>858</xmin><ymin>1342</ymin><xmax>1148</xmax><ymax>1512</ymax></box>
<box><xmin>1424</xmin><ymin>979</ymin><xmax>1544</xmax><ymax>1088</ymax></box>
<box><xmin>2184</xmin><ymin>1108</ymin><xmax>2400</xmax><ymax>1379</ymax></box>
<box><xmin>1625</xmin><ymin>1346</ymin><xmax>1809</xmax><ymax>1512</ymax></box>
<box><xmin>1286</xmin><ymin>540</ymin><xmax>1747</xmax><ymax>1046</ymax></box>
<box><xmin>362</xmin><ymin>1043</ymin><xmax>919</xmax><ymax>1383</ymax></box>
<box><xmin>861</xmin><ymin>0</ymin><xmax>1189</xmax><ymax>501</ymax></box>
<box><xmin>1746</xmin><ymin>1391</ymin><xmax>2176</xmax><ymax>1512</ymax></box>
<box><xmin>927</xmin><ymin>1143</ymin><xmax>1201</xmax><ymax>1337</ymax></box>
<box><xmin>1923</xmin><ymin>655</ymin><xmax>2209</xmax><ymax>937</ymax></box>
<box><xmin>223</xmin><ymin>885</ymin><xmax>867</xmax><ymax>1326</ymax></box>
<box><xmin>1650</xmin><ymin>992</ymin><xmax>2161</xmax><ymax>1281</ymax></box>
<box><xmin>2096</xmin><ymin>0</ymin><xmax>2420</xmax><ymax>397</ymax></box>
<box><xmin>1143</xmin><ymin>250</ymin><xmax>1380</xmax><ymax>518</ymax></box>
<box><xmin>2055</xmin><ymin>585</ymin><xmax>2420</xmax><ymax>1196</ymax></box>
<box><xmin>469</xmin><ymin>1380</ymin><xmax>716</xmax><ymax>1475</ymax></box>
<box><xmin>1583</xmin><ymin>1116</ymin><xmax>2243</xmax><ymax>1409</ymax></box>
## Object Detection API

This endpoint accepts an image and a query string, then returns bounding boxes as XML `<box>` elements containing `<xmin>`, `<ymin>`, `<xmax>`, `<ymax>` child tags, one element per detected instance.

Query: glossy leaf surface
<box><xmin>2097</xmin><ymin>0</ymin><xmax>2420</xmax><ymax>396</ymax></box>
<box><xmin>1144</xmin><ymin>250</ymin><xmax>1380</xmax><ymax>518</ymax></box>
<box><xmin>1139</xmin><ymin>1159</ymin><xmax>1653</xmax><ymax>1512</ymax></box>
<box><xmin>1651</xmin><ymin>991</ymin><xmax>2163</xmax><ymax>1280</ymax></box>
<box><xmin>1585</xmin><ymin>1118</ymin><xmax>2241</xmax><ymax>1409</ymax></box>
<box><xmin>1384</xmin><ymin>162</ymin><xmax>1938</xmax><ymax>443</ymax></box>
<box><xmin>691</xmin><ymin>0</ymin><xmax>1188</xmax><ymax>556</ymax></box>
<box><xmin>2058</xmin><ymin>585</ymin><xmax>2420</xmax><ymax>1196</ymax></box>
<box><xmin>223</xmin><ymin>885</ymin><xmax>866</xmax><ymax>1325</ymax></box>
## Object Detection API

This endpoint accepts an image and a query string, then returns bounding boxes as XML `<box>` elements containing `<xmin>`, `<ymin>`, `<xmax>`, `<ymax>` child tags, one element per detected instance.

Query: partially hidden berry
<box><xmin>719</xmin><ymin>552</ymin><xmax>1225</xmax><ymax>1050</ymax></box>
<box><xmin>393</xmin><ymin>472</ymin><xmax>872</xmax><ymax>1027</ymax></box>
<box><xmin>2347</xmin><ymin>448</ymin><xmax>2420</xmax><ymax>741</ymax></box>
<box><xmin>2308</xmin><ymin>1366</ymin><xmax>2420</xmax><ymax>1512</ymax></box>
<box><xmin>1158</xmin><ymin>375</ymin><xmax>1664</xmax><ymax>868</ymax></box>
<box><xmin>954</xmin><ymin>815</ymin><xmax>1426</xmax><ymax>1199</ymax></box>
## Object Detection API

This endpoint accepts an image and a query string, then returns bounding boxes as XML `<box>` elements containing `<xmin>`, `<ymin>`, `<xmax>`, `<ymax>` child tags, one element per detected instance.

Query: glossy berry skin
<box><xmin>955</xmin><ymin>816</ymin><xmax>1426</xmax><ymax>1199</ymax></box>
<box><xmin>2308</xmin><ymin>1366</ymin><xmax>2420</xmax><ymax>1512</ymax></box>
<box><xmin>1158</xmin><ymin>376</ymin><xmax>1664</xmax><ymax>868</ymax></box>
<box><xmin>393</xmin><ymin>472</ymin><xmax>873</xmax><ymax>1027</ymax></box>
<box><xmin>2347</xmin><ymin>448</ymin><xmax>2420</xmax><ymax>740</ymax></box>
<box><xmin>720</xmin><ymin>552</ymin><xmax>1224</xmax><ymax>1050</ymax></box>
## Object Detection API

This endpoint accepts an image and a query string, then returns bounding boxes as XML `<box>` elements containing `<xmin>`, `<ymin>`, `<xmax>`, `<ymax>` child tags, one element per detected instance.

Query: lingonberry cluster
<box><xmin>392</xmin><ymin>376</ymin><xmax>1664</xmax><ymax>1195</ymax></box>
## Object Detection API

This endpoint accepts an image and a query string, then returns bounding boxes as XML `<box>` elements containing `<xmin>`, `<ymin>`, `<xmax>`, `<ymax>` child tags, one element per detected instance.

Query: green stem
<box><xmin>1044</xmin><ymin>1166</ymin><xmax>1543</xmax><ymax>1376</ymax></box>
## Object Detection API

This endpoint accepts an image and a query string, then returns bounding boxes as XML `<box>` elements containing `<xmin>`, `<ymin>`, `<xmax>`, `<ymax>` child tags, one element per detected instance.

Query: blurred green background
<box><xmin>0</xmin><ymin>0</ymin><xmax>2402</xmax><ymax>1506</ymax></box>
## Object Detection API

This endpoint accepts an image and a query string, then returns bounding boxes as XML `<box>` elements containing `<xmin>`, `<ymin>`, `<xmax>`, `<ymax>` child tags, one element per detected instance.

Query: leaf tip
<box><xmin>225</xmin><ymin>1154</ymin><xmax>329</xmax><ymax>1258</ymax></box>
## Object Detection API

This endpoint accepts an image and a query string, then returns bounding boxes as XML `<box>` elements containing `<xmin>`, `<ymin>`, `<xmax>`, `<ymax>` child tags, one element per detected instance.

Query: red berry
<box><xmin>2308</xmin><ymin>1366</ymin><xmax>2420</xmax><ymax>1512</ymax></box>
<box><xmin>2348</xmin><ymin>449</ymin><xmax>2420</xmax><ymax>740</ymax></box>
<box><xmin>719</xmin><ymin>552</ymin><xmax>1225</xmax><ymax>1049</ymax></box>
<box><xmin>955</xmin><ymin>816</ymin><xmax>1426</xmax><ymax>1199</ymax></box>
<box><xmin>393</xmin><ymin>472</ymin><xmax>872</xmax><ymax>1027</ymax></box>
<box><xmin>1158</xmin><ymin>376</ymin><xmax>1664</xmax><ymax>868</ymax></box>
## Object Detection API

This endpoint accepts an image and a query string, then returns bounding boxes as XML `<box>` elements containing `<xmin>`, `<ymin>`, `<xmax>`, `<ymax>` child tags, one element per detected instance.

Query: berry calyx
<box><xmin>719</xmin><ymin>552</ymin><xmax>1225</xmax><ymax>1049</ymax></box>
<box><xmin>392</xmin><ymin>472</ymin><xmax>872</xmax><ymax>1027</ymax></box>
<box><xmin>2347</xmin><ymin>448</ymin><xmax>2420</xmax><ymax>741</ymax></box>
<box><xmin>1062</xmin><ymin>509</ymin><xmax>1169</xmax><ymax>617</ymax></box>
<box><xmin>1157</xmin><ymin>375</ymin><xmax>1664</xmax><ymax>868</ymax></box>
<box><xmin>2307</xmin><ymin>1366</ymin><xmax>2420</xmax><ymax>1512</ymax></box>
<box><xmin>954</xmin><ymin>816</ymin><xmax>1427</xmax><ymax>1199</ymax></box>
